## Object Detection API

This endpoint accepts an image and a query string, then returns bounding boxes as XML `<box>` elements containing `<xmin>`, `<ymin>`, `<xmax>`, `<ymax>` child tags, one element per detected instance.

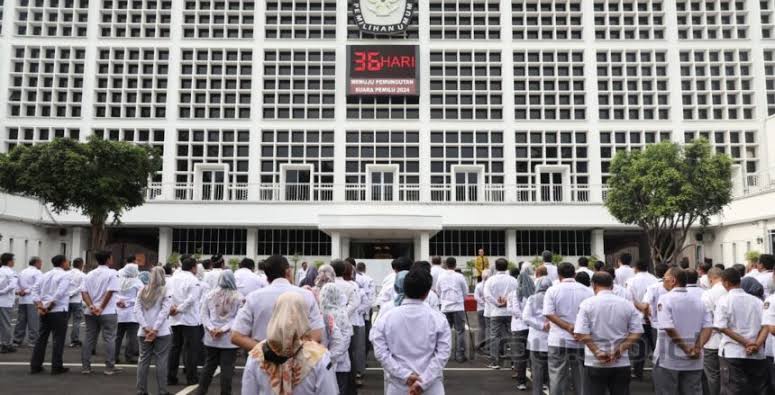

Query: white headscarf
<box><xmin>318</xmin><ymin>282</ymin><xmax>352</xmax><ymax>337</ymax></box>
<box><xmin>139</xmin><ymin>267</ymin><xmax>166</xmax><ymax>309</ymax></box>
<box><xmin>209</xmin><ymin>270</ymin><xmax>243</xmax><ymax>321</ymax></box>
<box><xmin>119</xmin><ymin>263</ymin><xmax>142</xmax><ymax>292</ymax></box>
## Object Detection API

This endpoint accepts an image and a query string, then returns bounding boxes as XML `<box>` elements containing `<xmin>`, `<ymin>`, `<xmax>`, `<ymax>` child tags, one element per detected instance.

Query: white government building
<box><xmin>0</xmin><ymin>0</ymin><xmax>774</xmax><ymax>281</ymax></box>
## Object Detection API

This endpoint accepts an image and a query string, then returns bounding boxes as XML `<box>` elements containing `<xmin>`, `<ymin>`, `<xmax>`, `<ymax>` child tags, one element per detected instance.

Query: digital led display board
<box><xmin>346</xmin><ymin>45</ymin><xmax>419</xmax><ymax>96</ymax></box>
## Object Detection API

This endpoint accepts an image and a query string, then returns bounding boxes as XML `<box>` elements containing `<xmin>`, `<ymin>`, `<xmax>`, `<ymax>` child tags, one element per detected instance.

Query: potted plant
<box><xmin>228</xmin><ymin>257</ymin><xmax>240</xmax><ymax>272</ymax></box>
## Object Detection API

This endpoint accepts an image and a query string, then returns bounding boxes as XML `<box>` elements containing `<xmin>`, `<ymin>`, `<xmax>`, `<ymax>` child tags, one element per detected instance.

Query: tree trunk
<box><xmin>86</xmin><ymin>214</ymin><xmax>108</xmax><ymax>271</ymax></box>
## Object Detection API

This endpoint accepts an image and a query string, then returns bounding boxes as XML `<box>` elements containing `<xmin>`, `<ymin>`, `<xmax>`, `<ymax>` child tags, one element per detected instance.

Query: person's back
<box><xmin>715</xmin><ymin>287</ymin><xmax>765</xmax><ymax>359</ymax></box>
<box><xmin>654</xmin><ymin>286</ymin><xmax>710</xmax><ymax>371</ymax></box>
<box><xmin>437</xmin><ymin>269</ymin><xmax>467</xmax><ymax>313</ymax></box>
<box><xmin>614</xmin><ymin>253</ymin><xmax>635</xmax><ymax>287</ymax></box>
<box><xmin>203</xmin><ymin>267</ymin><xmax>223</xmax><ymax>290</ymax></box>
<box><xmin>544</xmin><ymin>279</ymin><xmax>594</xmax><ymax>348</ymax></box>
<box><xmin>575</xmin><ymin>290</ymin><xmax>641</xmax><ymax>367</ymax></box>
<box><xmin>234</xmin><ymin>259</ymin><xmax>266</xmax><ymax>297</ymax></box>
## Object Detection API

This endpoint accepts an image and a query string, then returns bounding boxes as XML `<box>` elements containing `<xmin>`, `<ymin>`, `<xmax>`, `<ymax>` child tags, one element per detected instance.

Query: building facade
<box><xmin>1</xmin><ymin>0</ymin><xmax>775</xmax><ymax>281</ymax></box>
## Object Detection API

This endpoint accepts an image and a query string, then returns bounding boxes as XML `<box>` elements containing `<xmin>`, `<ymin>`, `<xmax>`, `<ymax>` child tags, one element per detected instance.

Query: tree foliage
<box><xmin>605</xmin><ymin>140</ymin><xmax>732</xmax><ymax>264</ymax></box>
<box><xmin>0</xmin><ymin>136</ymin><xmax>161</xmax><ymax>252</ymax></box>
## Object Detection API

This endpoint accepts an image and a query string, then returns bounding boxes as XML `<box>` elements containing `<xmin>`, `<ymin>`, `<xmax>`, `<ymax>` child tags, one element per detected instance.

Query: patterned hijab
<box><xmin>210</xmin><ymin>270</ymin><xmax>242</xmax><ymax>321</ymax></box>
<box><xmin>517</xmin><ymin>261</ymin><xmax>536</xmax><ymax>302</ymax></box>
<box><xmin>319</xmin><ymin>282</ymin><xmax>353</xmax><ymax>337</ymax></box>
<box><xmin>250</xmin><ymin>292</ymin><xmax>327</xmax><ymax>395</ymax></box>
<box><xmin>393</xmin><ymin>270</ymin><xmax>409</xmax><ymax>306</ymax></box>
<box><xmin>119</xmin><ymin>263</ymin><xmax>142</xmax><ymax>292</ymax></box>
<box><xmin>139</xmin><ymin>267</ymin><xmax>166</xmax><ymax>309</ymax></box>
<box><xmin>315</xmin><ymin>265</ymin><xmax>336</xmax><ymax>289</ymax></box>
<box><xmin>532</xmin><ymin>276</ymin><xmax>553</xmax><ymax>312</ymax></box>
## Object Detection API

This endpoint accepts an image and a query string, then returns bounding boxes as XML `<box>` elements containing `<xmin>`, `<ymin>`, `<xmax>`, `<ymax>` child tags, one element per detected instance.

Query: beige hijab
<box><xmin>249</xmin><ymin>292</ymin><xmax>326</xmax><ymax>395</ymax></box>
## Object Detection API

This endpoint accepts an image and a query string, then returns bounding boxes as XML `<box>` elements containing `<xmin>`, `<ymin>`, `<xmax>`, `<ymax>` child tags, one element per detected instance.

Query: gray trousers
<box><xmin>489</xmin><ymin>316</ymin><xmax>511</xmax><ymax>365</ymax></box>
<box><xmin>511</xmin><ymin>330</ymin><xmax>529</xmax><ymax>384</ymax></box>
<box><xmin>68</xmin><ymin>303</ymin><xmax>83</xmax><ymax>343</ymax></box>
<box><xmin>703</xmin><ymin>349</ymin><xmax>720</xmax><ymax>395</ymax></box>
<box><xmin>13</xmin><ymin>303</ymin><xmax>39</xmax><ymax>344</ymax></box>
<box><xmin>137</xmin><ymin>334</ymin><xmax>171</xmax><ymax>395</ymax></box>
<box><xmin>445</xmin><ymin>311</ymin><xmax>467</xmax><ymax>361</ymax></box>
<box><xmin>350</xmin><ymin>325</ymin><xmax>366</xmax><ymax>375</ymax></box>
<box><xmin>0</xmin><ymin>307</ymin><xmax>12</xmax><ymax>346</ymax></box>
<box><xmin>548</xmin><ymin>346</ymin><xmax>585</xmax><ymax>395</ymax></box>
<box><xmin>653</xmin><ymin>363</ymin><xmax>702</xmax><ymax>395</ymax></box>
<box><xmin>531</xmin><ymin>351</ymin><xmax>549</xmax><ymax>395</ymax></box>
<box><xmin>476</xmin><ymin>311</ymin><xmax>487</xmax><ymax>348</ymax></box>
<box><xmin>82</xmin><ymin>313</ymin><xmax>118</xmax><ymax>369</ymax></box>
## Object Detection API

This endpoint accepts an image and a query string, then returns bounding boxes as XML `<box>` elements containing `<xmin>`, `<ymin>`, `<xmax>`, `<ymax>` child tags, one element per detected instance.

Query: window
<box><xmin>182</xmin><ymin>0</ymin><xmax>254</xmax><ymax>39</ymax></box>
<box><xmin>676</xmin><ymin>0</ymin><xmax>747</xmax><ymax>40</ymax></box>
<box><xmin>512</xmin><ymin>0</ymin><xmax>583</xmax><ymax>40</ymax></box>
<box><xmin>513</xmin><ymin>50</ymin><xmax>585</xmax><ymax>120</ymax></box>
<box><xmin>0</xmin><ymin>0</ymin><xmax>4</xmax><ymax>34</ymax></box>
<box><xmin>763</xmin><ymin>0</ymin><xmax>775</xmax><ymax>39</ymax></box>
<box><xmin>593</xmin><ymin>0</ymin><xmax>665</xmax><ymax>40</ymax></box>
<box><xmin>16</xmin><ymin>0</ymin><xmax>89</xmax><ymax>37</ymax></box>
<box><xmin>429</xmin><ymin>230</ymin><xmax>506</xmax><ymax>257</ymax></box>
<box><xmin>260</xmin><ymin>129</ymin><xmax>335</xmax><ymax>200</ymax></box>
<box><xmin>763</xmin><ymin>49</ymin><xmax>775</xmax><ymax>115</ymax></box>
<box><xmin>429</xmin><ymin>0</ymin><xmax>501</xmax><ymax>40</ymax></box>
<box><xmin>8</xmin><ymin>46</ymin><xmax>85</xmax><ymax>118</ymax></box>
<box><xmin>95</xmin><ymin>47</ymin><xmax>169</xmax><ymax>119</ymax></box>
<box><xmin>515</xmin><ymin>230</ymin><xmax>591</xmax><ymax>256</ymax></box>
<box><xmin>684</xmin><ymin>130</ymin><xmax>758</xmax><ymax>174</ymax></box>
<box><xmin>514</xmin><ymin>130</ymin><xmax>588</xmax><ymax>190</ymax></box>
<box><xmin>346</xmin><ymin>96</ymin><xmax>419</xmax><ymax>120</ymax></box>
<box><xmin>256</xmin><ymin>229</ymin><xmax>331</xmax><ymax>256</ymax></box>
<box><xmin>93</xmin><ymin>128</ymin><xmax>165</xmax><ymax>181</ymax></box>
<box><xmin>430</xmin><ymin>50</ymin><xmax>502</xmax><ymax>120</ymax></box>
<box><xmin>599</xmin><ymin>130</ymin><xmax>671</xmax><ymax>184</ymax></box>
<box><xmin>179</xmin><ymin>48</ymin><xmax>252</xmax><ymax>119</ymax></box>
<box><xmin>263</xmin><ymin>49</ymin><xmax>336</xmax><ymax>119</ymax></box>
<box><xmin>345</xmin><ymin>130</ymin><xmax>420</xmax><ymax>201</ymax></box>
<box><xmin>265</xmin><ymin>0</ymin><xmax>336</xmax><ymax>39</ymax></box>
<box><xmin>175</xmin><ymin>129</ymin><xmax>250</xmax><ymax>199</ymax></box>
<box><xmin>4</xmin><ymin>127</ymin><xmax>80</xmax><ymax>152</ymax></box>
<box><xmin>347</xmin><ymin>0</ymin><xmax>418</xmax><ymax>40</ymax></box>
<box><xmin>430</xmin><ymin>130</ymin><xmax>504</xmax><ymax>201</ymax></box>
<box><xmin>596</xmin><ymin>50</ymin><xmax>669</xmax><ymax>120</ymax></box>
<box><xmin>679</xmin><ymin>49</ymin><xmax>754</xmax><ymax>120</ymax></box>
<box><xmin>172</xmin><ymin>228</ymin><xmax>247</xmax><ymax>255</ymax></box>
<box><xmin>99</xmin><ymin>0</ymin><xmax>172</xmax><ymax>38</ymax></box>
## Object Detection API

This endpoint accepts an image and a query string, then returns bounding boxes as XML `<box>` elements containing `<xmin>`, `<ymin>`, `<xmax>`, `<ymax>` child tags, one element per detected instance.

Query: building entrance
<box><xmin>349</xmin><ymin>239</ymin><xmax>414</xmax><ymax>260</ymax></box>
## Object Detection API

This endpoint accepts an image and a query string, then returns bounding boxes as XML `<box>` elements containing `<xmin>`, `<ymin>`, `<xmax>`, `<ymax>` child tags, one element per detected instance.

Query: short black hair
<box><xmin>699</xmin><ymin>261</ymin><xmax>712</xmax><ymax>273</ymax></box>
<box><xmin>541</xmin><ymin>250</ymin><xmax>553</xmax><ymax>263</ymax></box>
<box><xmin>73</xmin><ymin>257</ymin><xmax>84</xmax><ymax>269</ymax></box>
<box><xmin>667</xmin><ymin>267</ymin><xmax>688</xmax><ymax>287</ymax></box>
<box><xmin>732</xmin><ymin>264</ymin><xmax>746</xmax><ymax>278</ymax></box>
<box><xmin>356</xmin><ymin>262</ymin><xmax>366</xmax><ymax>272</ymax></box>
<box><xmin>635</xmin><ymin>260</ymin><xmax>649</xmax><ymax>272</ymax></box>
<box><xmin>163</xmin><ymin>263</ymin><xmax>173</xmax><ymax>276</ymax></box>
<box><xmin>602</xmin><ymin>265</ymin><xmax>615</xmax><ymax>279</ymax></box>
<box><xmin>28</xmin><ymin>256</ymin><xmax>41</xmax><ymax>266</ymax></box>
<box><xmin>264</xmin><ymin>255</ymin><xmax>290</xmax><ymax>282</ymax></box>
<box><xmin>679</xmin><ymin>257</ymin><xmax>690</xmax><ymax>269</ymax></box>
<box><xmin>181</xmin><ymin>256</ymin><xmax>197</xmax><ymax>271</ymax></box>
<box><xmin>445</xmin><ymin>257</ymin><xmax>457</xmax><ymax>270</ymax></box>
<box><xmin>393</xmin><ymin>256</ymin><xmax>413</xmax><ymax>272</ymax></box>
<box><xmin>126</xmin><ymin>256</ymin><xmax>136</xmax><ymax>264</ymax></box>
<box><xmin>654</xmin><ymin>262</ymin><xmax>669</xmax><ymax>278</ymax></box>
<box><xmin>495</xmin><ymin>258</ymin><xmax>508</xmax><ymax>271</ymax></box>
<box><xmin>258</xmin><ymin>260</ymin><xmax>266</xmax><ymax>271</ymax></box>
<box><xmin>685</xmin><ymin>268</ymin><xmax>698</xmax><ymax>285</ymax></box>
<box><xmin>240</xmin><ymin>258</ymin><xmax>255</xmax><ymax>271</ymax></box>
<box><xmin>403</xmin><ymin>268</ymin><xmax>432</xmax><ymax>300</ymax></box>
<box><xmin>432</xmin><ymin>256</ymin><xmax>442</xmax><ymax>266</ymax></box>
<box><xmin>0</xmin><ymin>253</ymin><xmax>13</xmax><ymax>266</ymax></box>
<box><xmin>594</xmin><ymin>260</ymin><xmax>605</xmax><ymax>272</ymax></box>
<box><xmin>95</xmin><ymin>250</ymin><xmax>111</xmax><ymax>265</ymax></box>
<box><xmin>591</xmin><ymin>272</ymin><xmax>613</xmax><ymax>288</ymax></box>
<box><xmin>211</xmin><ymin>254</ymin><xmax>224</xmax><ymax>269</ymax></box>
<box><xmin>412</xmin><ymin>261</ymin><xmax>431</xmax><ymax>273</ymax></box>
<box><xmin>331</xmin><ymin>259</ymin><xmax>345</xmax><ymax>277</ymax></box>
<box><xmin>558</xmin><ymin>262</ymin><xmax>575</xmax><ymax>279</ymax></box>
<box><xmin>575</xmin><ymin>271</ymin><xmax>590</xmax><ymax>287</ymax></box>
<box><xmin>51</xmin><ymin>255</ymin><xmax>67</xmax><ymax>268</ymax></box>
<box><xmin>345</xmin><ymin>257</ymin><xmax>357</xmax><ymax>267</ymax></box>
<box><xmin>619</xmin><ymin>253</ymin><xmax>632</xmax><ymax>267</ymax></box>
<box><xmin>714</xmin><ymin>263</ymin><xmax>726</xmax><ymax>271</ymax></box>
<box><xmin>201</xmin><ymin>259</ymin><xmax>212</xmax><ymax>270</ymax></box>
<box><xmin>577</xmin><ymin>257</ymin><xmax>589</xmax><ymax>269</ymax></box>
<box><xmin>760</xmin><ymin>254</ymin><xmax>775</xmax><ymax>271</ymax></box>
<box><xmin>721</xmin><ymin>268</ymin><xmax>741</xmax><ymax>286</ymax></box>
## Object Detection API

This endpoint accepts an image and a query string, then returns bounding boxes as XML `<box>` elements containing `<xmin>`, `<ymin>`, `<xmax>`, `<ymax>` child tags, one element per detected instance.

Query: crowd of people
<box><xmin>1</xmin><ymin>248</ymin><xmax>775</xmax><ymax>395</ymax></box>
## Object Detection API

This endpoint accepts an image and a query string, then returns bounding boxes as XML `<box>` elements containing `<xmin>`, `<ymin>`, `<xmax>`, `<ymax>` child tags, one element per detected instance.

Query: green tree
<box><xmin>0</xmin><ymin>136</ymin><xmax>161</xmax><ymax>254</ymax></box>
<box><xmin>605</xmin><ymin>140</ymin><xmax>732</xmax><ymax>264</ymax></box>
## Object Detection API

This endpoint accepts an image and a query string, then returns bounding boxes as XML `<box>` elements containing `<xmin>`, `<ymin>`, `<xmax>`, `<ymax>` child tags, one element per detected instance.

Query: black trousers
<box><xmin>30</xmin><ymin>311</ymin><xmax>68</xmax><ymax>370</ymax></box>
<box><xmin>586</xmin><ymin>366</ymin><xmax>630</xmax><ymax>395</ymax></box>
<box><xmin>168</xmin><ymin>325</ymin><xmax>202</xmax><ymax>384</ymax></box>
<box><xmin>196</xmin><ymin>347</ymin><xmax>237</xmax><ymax>395</ymax></box>
<box><xmin>720</xmin><ymin>357</ymin><xmax>769</xmax><ymax>395</ymax></box>
<box><xmin>115</xmin><ymin>322</ymin><xmax>140</xmax><ymax>361</ymax></box>
<box><xmin>629</xmin><ymin>323</ymin><xmax>652</xmax><ymax>378</ymax></box>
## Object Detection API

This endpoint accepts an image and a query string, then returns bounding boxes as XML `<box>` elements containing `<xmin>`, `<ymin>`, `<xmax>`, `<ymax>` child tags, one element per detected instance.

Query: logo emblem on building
<box><xmin>352</xmin><ymin>0</ymin><xmax>414</xmax><ymax>35</ymax></box>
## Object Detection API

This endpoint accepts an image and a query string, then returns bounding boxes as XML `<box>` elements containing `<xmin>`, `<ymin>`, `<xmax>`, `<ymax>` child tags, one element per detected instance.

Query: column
<box><xmin>591</xmin><ymin>229</ymin><xmax>605</xmax><ymax>260</ymax></box>
<box><xmin>414</xmin><ymin>232</ymin><xmax>430</xmax><ymax>261</ymax></box>
<box><xmin>158</xmin><ymin>227</ymin><xmax>172</xmax><ymax>265</ymax></box>
<box><xmin>246</xmin><ymin>228</ymin><xmax>257</xmax><ymax>258</ymax></box>
<box><xmin>330</xmin><ymin>231</ymin><xmax>342</xmax><ymax>259</ymax></box>
<box><xmin>71</xmin><ymin>227</ymin><xmax>84</xmax><ymax>260</ymax></box>
<box><xmin>341</xmin><ymin>237</ymin><xmax>350</xmax><ymax>259</ymax></box>
<box><xmin>506</xmin><ymin>229</ymin><xmax>517</xmax><ymax>263</ymax></box>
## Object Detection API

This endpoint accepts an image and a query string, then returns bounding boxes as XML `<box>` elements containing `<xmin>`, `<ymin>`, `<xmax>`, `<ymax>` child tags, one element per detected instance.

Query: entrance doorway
<box><xmin>349</xmin><ymin>240</ymin><xmax>414</xmax><ymax>260</ymax></box>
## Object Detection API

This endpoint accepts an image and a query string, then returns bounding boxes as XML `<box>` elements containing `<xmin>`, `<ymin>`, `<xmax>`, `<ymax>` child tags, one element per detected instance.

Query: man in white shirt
<box><xmin>574</xmin><ymin>272</ymin><xmax>642</xmax><ymax>394</ymax></box>
<box><xmin>614</xmin><ymin>253</ymin><xmax>635</xmax><ymax>288</ymax></box>
<box><xmin>165</xmin><ymin>256</ymin><xmax>204</xmax><ymax>386</ymax></box>
<box><xmin>430</xmin><ymin>256</ymin><xmax>444</xmax><ymax>292</ymax></box>
<box><xmin>231</xmin><ymin>254</ymin><xmax>324</xmax><ymax>350</ymax></box>
<box><xmin>202</xmin><ymin>255</ymin><xmax>225</xmax><ymax>290</ymax></box>
<box><xmin>67</xmin><ymin>257</ymin><xmax>86</xmax><ymax>347</ymax></box>
<box><xmin>0</xmin><ymin>253</ymin><xmax>19</xmax><ymax>354</ymax></box>
<box><xmin>371</xmin><ymin>267</ymin><xmax>451</xmax><ymax>395</ymax></box>
<box><xmin>30</xmin><ymin>255</ymin><xmax>72</xmax><ymax>375</ymax></box>
<box><xmin>631</xmin><ymin>261</ymin><xmax>667</xmax><ymax>380</ymax></box>
<box><xmin>437</xmin><ymin>257</ymin><xmax>469</xmax><ymax>363</ymax></box>
<box><xmin>754</xmin><ymin>254</ymin><xmax>775</xmax><ymax>298</ymax></box>
<box><xmin>13</xmin><ymin>256</ymin><xmax>43</xmax><ymax>347</ymax></box>
<box><xmin>543</xmin><ymin>262</ymin><xmax>594</xmax><ymax>395</ymax></box>
<box><xmin>541</xmin><ymin>250</ymin><xmax>559</xmax><ymax>283</ymax></box>
<box><xmin>684</xmin><ymin>268</ymin><xmax>704</xmax><ymax>300</ymax></box>
<box><xmin>698</xmin><ymin>261</ymin><xmax>712</xmax><ymax>290</ymax></box>
<box><xmin>714</xmin><ymin>268</ymin><xmax>769</xmax><ymax>394</ymax></box>
<box><xmin>234</xmin><ymin>258</ymin><xmax>267</xmax><ymax>297</ymax></box>
<box><xmin>295</xmin><ymin>261</ymin><xmax>308</xmax><ymax>286</ymax></box>
<box><xmin>355</xmin><ymin>261</ymin><xmax>376</xmax><ymax>387</ymax></box>
<box><xmin>701</xmin><ymin>267</ymin><xmax>726</xmax><ymax>395</ymax></box>
<box><xmin>652</xmin><ymin>267</ymin><xmax>713</xmax><ymax>395</ymax></box>
<box><xmin>80</xmin><ymin>250</ymin><xmax>121</xmax><ymax>376</ymax></box>
<box><xmin>576</xmin><ymin>257</ymin><xmax>594</xmax><ymax>279</ymax></box>
<box><xmin>485</xmin><ymin>258</ymin><xmax>518</xmax><ymax>369</ymax></box>
<box><xmin>759</xmin><ymin>268</ymin><xmax>775</xmax><ymax>395</ymax></box>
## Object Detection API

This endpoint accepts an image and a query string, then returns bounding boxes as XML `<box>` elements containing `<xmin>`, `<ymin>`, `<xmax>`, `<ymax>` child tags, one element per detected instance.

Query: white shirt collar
<box><xmin>271</xmin><ymin>278</ymin><xmax>290</xmax><ymax>286</ymax></box>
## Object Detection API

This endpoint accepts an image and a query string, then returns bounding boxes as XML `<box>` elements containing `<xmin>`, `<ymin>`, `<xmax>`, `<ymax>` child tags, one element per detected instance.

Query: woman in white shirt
<box><xmin>134</xmin><ymin>267</ymin><xmax>173</xmax><ymax>395</ymax></box>
<box><xmin>197</xmin><ymin>270</ymin><xmax>243</xmax><ymax>395</ymax></box>
<box><xmin>115</xmin><ymin>263</ymin><xmax>144</xmax><ymax>364</ymax></box>
<box><xmin>241</xmin><ymin>292</ymin><xmax>338</xmax><ymax>395</ymax></box>
<box><xmin>522</xmin><ymin>276</ymin><xmax>552</xmax><ymax>395</ymax></box>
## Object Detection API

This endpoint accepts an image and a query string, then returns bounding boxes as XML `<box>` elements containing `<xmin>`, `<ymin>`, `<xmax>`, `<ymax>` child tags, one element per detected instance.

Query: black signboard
<box><xmin>346</xmin><ymin>45</ymin><xmax>419</xmax><ymax>96</ymax></box>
